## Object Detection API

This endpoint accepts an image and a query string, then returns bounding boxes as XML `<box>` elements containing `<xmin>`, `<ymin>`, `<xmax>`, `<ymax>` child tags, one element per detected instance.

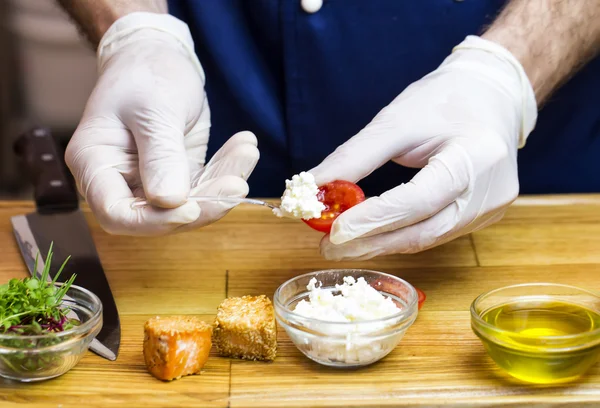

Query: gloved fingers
<box><xmin>192</xmin><ymin>131</ymin><xmax>259</xmax><ymax>186</ymax></box>
<box><xmin>172</xmin><ymin>132</ymin><xmax>258</xmax><ymax>232</ymax></box>
<box><xmin>86</xmin><ymin>167</ymin><xmax>201</xmax><ymax>236</ymax></box>
<box><xmin>203</xmin><ymin>131</ymin><xmax>258</xmax><ymax>165</ymax></box>
<box><xmin>120</xmin><ymin>141</ymin><xmax>256</xmax><ymax>234</ymax></box>
<box><xmin>466</xmin><ymin>207</ymin><xmax>507</xmax><ymax>233</ymax></box>
<box><xmin>320</xmin><ymin>200</ymin><xmax>463</xmax><ymax>261</ymax></box>
<box><xmin>184</xmin><ymin>92</ymin><xmax>211</xmax><ymax>170</ymax></box>
<box><xmin>127</xmin><ymin>114</ymin><xmax>191</xmax><ymax>209</ymax></box>
<box><xmin>328</xmin><ymin>143</ymin><xmax>472</xmax><ymax>245</ymax></box>
<box><xmin>177</xmin><ymin>175</ymin><xmax>250</xmax><ymax>232</ymax></box>
<box><xmin>309</xmin><ymin>105</ymin><xmax>410</xmax><ymax>186</ymax></box>
<box><xmin>65</xmin><ymin>124</ymin><xmax>127</xmax><ymax>193</ymax></box>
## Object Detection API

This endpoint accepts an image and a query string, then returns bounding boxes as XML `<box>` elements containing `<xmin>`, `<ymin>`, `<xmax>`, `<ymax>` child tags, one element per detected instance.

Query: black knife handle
<box><xmin>14</xmin><ymin>127</ymin><xmax>79</xmax><ymax>213</ymax></box>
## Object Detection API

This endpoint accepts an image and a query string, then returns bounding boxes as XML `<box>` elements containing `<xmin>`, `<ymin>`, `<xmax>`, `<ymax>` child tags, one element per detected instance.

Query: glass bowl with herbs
<box><xmin>0</xmin><ymin>245</ymin><xmax>102</xmax><ymax>382</ymax></box>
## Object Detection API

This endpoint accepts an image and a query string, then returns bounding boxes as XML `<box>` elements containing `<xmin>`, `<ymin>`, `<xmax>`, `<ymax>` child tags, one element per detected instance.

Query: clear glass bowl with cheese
<box><xmin>274</xmin><ymin>269</ymin><xmax>419</xmax><ymax>368</ymax></box>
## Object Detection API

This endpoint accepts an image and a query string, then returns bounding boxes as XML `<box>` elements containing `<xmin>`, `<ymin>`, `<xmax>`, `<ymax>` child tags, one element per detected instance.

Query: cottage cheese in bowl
<box><xmin>294</xmin><ymin>276</ymin><xmax>401</xmax><ymax>322</ymax></box>
<box><xmin>274</xmin><ymin>270</ymin><xmax>419</xmax><ymax>367</ymax></box>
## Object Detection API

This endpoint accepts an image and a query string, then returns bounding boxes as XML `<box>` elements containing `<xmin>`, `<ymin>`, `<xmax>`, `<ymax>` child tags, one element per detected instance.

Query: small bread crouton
<box><xmin>212</xmin><ymin>295</ymin><xmax>277</xmax><ymax>361</ymax></box>
<box><xmin>143</xmin><ymin>315</ymin><xmax>212</xmax><ymax>381</ymax></box>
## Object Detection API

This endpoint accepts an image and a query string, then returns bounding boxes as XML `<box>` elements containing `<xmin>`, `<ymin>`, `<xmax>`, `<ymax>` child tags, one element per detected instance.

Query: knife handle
<box><xmin>14</xmin><ymin>127</ymin><xmax>79</xmax><ymax>213</ymax></box>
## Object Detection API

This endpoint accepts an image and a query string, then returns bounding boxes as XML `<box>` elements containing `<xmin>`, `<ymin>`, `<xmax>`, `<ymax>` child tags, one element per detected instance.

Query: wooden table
<box><xmin>1</xmin><ymin>195</ymin><xmax>600</xmax><ymax>407</ymax></box>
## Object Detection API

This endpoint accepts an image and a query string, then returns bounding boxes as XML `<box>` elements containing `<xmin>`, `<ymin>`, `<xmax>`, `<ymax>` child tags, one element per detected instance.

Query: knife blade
<box><xmin>10</xmin><ymin>127</ymin><xmax>121</xmax><ymax>361</ymax></box>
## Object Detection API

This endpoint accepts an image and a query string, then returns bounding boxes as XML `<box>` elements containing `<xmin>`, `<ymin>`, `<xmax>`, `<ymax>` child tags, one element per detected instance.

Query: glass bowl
<box><xmin>0</xmin><ymin>283</ymin><xmax>103</xmax><ymax>382</ymax></box>
<box><xmin>471</xmin><ymin>283</ymin><xmax>600</xmax><ymax>384</ymax></box>
<box><xmin>274</xmin><ymin>269</ymin><xmax>418</xmax><ymax>368</ymax></box>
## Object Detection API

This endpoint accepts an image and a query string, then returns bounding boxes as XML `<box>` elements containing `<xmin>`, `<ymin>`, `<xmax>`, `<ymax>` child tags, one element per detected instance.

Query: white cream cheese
<box><xmin>273</xmin><ymin>172</ymin><xmax>325</xmax><ymax>220</ymax></box>
<box><xmin>291</xmin><ymin>276</ymin><xmax>404</xmax><ymax>366</ymax></box>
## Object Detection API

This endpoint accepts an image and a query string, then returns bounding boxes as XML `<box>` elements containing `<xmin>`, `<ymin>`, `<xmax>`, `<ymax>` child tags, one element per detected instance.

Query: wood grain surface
<box><xmin>0</xmin><ymin>195</ymin><xmax>599</xmax><ymax>407</ymax></box>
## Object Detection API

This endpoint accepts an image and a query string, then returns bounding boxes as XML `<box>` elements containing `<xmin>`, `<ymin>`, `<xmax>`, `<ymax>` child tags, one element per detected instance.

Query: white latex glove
<box><xmin>310</xmin><ymin>36</ymin><xmax>537</xmax><ymax>260</ymax></box>
<box><xmin>65</xmin><ymin>13</ymin><xmax>259</xmax><ymax>235</ymax></box>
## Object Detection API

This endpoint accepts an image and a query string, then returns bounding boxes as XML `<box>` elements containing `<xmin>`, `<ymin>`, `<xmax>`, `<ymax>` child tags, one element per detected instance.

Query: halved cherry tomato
<box><xmin>302</xmin><ymin>180</ymin><xmax>365</xmax><ymax>233</ymax></box>
<box><xmin>416</xmin><ymin>287</ymin><xmax>426</xmax><ymax>310</ymax></box>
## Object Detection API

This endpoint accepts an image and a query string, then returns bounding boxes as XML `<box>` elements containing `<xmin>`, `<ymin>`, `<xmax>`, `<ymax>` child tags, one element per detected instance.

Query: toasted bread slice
<box><xmin>212</xmin><ymin>295</ymin><xmax>277</xmax><ymax>361</ymax></box>
<box><xmin>143</xmin><ymin>315</ymin><xmax>212</xmax><ymax>381</ymax></box>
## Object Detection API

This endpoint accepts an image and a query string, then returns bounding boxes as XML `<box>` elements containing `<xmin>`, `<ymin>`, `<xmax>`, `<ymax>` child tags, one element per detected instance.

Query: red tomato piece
<box><xmin>302</xmin><ymin>180</ymin><xmax>365</xmax><ymax>233</ymax></box>
<box><xmin>416</xmin><ymin>287</ymin><xmax>426</xmax><ymax>310</ymax></box>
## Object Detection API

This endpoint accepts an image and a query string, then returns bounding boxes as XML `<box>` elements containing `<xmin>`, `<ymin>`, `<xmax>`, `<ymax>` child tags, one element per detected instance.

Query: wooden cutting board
<box><xmin>1</xmin><ymin>195</ymin><xmax>600</xmax><ymax>407</ymax></box>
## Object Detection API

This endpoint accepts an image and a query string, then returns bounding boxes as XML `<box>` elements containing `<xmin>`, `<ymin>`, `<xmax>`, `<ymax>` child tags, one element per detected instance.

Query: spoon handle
<box><xmin>130</xmin><ymin>196</ymin><xmax>277</xmax><ymax>209</ymax></box>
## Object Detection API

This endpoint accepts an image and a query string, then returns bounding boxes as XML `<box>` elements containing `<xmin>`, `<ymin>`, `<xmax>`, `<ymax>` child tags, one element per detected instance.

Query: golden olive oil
<box><xmin>478</xmin><ymin>299</ymin><xmax>600</xmax><ymax>384</ymax></box>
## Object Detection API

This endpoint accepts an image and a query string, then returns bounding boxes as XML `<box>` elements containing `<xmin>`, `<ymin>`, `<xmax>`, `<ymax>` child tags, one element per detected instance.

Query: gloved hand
<box><xmin>65</xmin><ymin>13</ymin><xmax>259</xmax><ymax>235</ymax></box>
<box><xmin>310</xmin><ymin>36</ymin><xmax>537</xmax><ymax>260</ymax></box>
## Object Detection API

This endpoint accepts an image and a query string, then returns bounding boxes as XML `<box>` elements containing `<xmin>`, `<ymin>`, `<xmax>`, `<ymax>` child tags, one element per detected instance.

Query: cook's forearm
<box><xmin>482</xmin><ymin>0</ymin><xmax>600</xmax><ymax>104</ymax></box>
<box><xmin>56</xmin><ymin>0</ymin><xmax>167</xmax><ymax>48</ymax></box>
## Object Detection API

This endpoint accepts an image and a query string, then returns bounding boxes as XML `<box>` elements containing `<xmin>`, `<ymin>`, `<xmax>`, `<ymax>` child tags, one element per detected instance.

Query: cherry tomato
<box><xmin>416</xmin><ymin>287</ymin><xmax>426</xmax><ymax>310</ymax></box>
<box><xmin>302</xmin><ymin>180</ymin><xmax>365</xmax><ymax>233</ymax></box>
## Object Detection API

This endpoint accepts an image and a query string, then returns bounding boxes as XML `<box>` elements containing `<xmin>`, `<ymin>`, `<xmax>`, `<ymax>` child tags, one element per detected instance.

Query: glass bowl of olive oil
<box><xmin>471</xmin><ymin>283</ymin><xmax>600</xmax><ymax>384</ymax></box>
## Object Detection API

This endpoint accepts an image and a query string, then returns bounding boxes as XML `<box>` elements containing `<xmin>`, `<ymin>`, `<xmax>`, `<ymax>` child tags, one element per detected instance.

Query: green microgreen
<box><xmin>0</xmin><ymin>242</ymin><xmax>76</xmax><ymax>335</ymax></box>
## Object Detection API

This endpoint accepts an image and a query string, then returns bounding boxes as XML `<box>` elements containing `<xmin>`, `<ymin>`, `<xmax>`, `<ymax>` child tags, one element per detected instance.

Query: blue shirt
<box><xmin>168</xmin><ymin>0</ymin><xmax>600</xmax><ymax>197</ymax></box>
